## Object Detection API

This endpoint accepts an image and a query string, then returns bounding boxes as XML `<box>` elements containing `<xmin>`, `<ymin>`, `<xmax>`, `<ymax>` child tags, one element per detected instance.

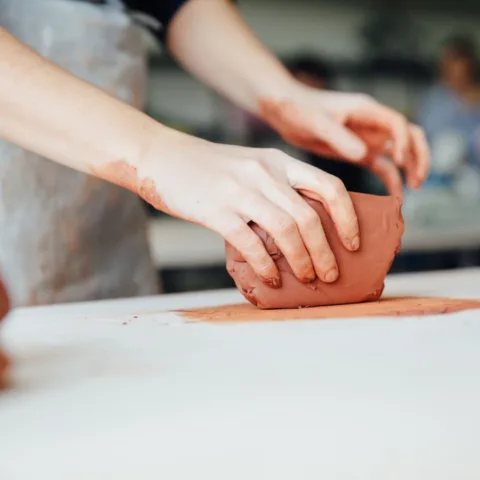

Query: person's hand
<box><xmin>129</xmin><ymin>130</ymin><xmax>362</xmax><ymax>287</ymax></box>
<box><xmin>259</xmin><ymin>83</ymin><xmax>430</xmax><ymax>197</ymax></box>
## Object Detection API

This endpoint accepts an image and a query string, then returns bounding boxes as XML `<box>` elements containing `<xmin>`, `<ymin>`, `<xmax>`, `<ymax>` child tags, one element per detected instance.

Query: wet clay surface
<box><xmin>226</xmin><ymin>193</ymin><xmax>404</xmax><ymax>309</ymax></box>
<box><xmin>178</xmin><ymin>297</ymin><xmax>480</xmax><ymax>323</ymax></box>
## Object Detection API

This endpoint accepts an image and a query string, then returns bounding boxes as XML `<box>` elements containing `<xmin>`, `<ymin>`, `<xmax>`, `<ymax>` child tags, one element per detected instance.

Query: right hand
<box><xmin>136</xmin><ymin>130</ymin><xmax>360</xmax><ymax>287</ymax></box>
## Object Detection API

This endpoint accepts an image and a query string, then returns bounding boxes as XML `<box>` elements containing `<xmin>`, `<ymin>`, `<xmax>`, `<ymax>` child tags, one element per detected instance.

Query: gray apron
<box><xmin>0</xmin><ymin>0</ymin><xmax>159</xmax><ymax>306</ymax></box>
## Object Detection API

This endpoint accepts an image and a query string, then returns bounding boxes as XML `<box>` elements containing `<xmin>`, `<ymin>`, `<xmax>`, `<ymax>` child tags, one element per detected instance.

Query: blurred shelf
<box><xmin>147</xmin><ymin>216</ymin><xmax>480</xmax><ymax>270</ymax></box>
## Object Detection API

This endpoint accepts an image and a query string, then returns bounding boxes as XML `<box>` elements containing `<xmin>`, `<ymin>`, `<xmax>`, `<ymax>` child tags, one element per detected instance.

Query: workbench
<box><xmin>1</xmin><ymin>269</ymin><xmax>480</xmax><ymax>479</ymax></box>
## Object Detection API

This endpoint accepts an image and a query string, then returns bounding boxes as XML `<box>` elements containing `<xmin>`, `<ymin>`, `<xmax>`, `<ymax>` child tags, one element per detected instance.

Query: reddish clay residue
<box><xmin>138</xmin><ymin>177</ymin><xmax>172</xmax><ymax>215</ymax></box>
<box><xmin>91</xmin><ymin>160</ymin><xmax>139</xmax><ymax>193</ymax></box>
<box><xmin>0</xmin><ymin>278</ymin><xmax>11</xmax><ymax>388</ymax></box>
<box><xmin>258</xmin><ymin>98</ymin><xmax>388</xmax><ymax>161</ymax></box>
<box><xmin>226</xmin><ymin>192</ymin><xmax>403</xmax><ymax>310</ymax></box>
<box><xmin>92</xmin><ymin>160</ymin><xmax>174</xmax><ymax>215</ymax></box>
<box><xmin>177</xmin><ymin>297</ymin><xmax>480</xmax><ymax>323</ymax></box>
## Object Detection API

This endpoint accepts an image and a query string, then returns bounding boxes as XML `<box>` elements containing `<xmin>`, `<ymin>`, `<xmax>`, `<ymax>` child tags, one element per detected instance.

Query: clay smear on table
<box><xmin>177</xmin><ymin>297</ymin><xmax>480</xmax><ymax>323</ymax></box>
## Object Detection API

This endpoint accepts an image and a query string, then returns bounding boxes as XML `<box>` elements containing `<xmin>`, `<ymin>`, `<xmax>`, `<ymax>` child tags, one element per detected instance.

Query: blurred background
<box><xmin>142</xmin><ymin>0</ymin><xmax>480</xmax><ymax>293</ymax></box>
<box><xmin>4</xmin><ymin>0</ymin><xmax>480</xmax><ymax>296</ymax></box>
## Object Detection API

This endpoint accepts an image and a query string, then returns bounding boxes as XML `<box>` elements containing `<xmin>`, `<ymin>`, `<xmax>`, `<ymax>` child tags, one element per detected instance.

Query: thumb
<box><xmin>313</xmin><ymin>115</ymin><xmax>367</xmax><ymax>161</ymax></box>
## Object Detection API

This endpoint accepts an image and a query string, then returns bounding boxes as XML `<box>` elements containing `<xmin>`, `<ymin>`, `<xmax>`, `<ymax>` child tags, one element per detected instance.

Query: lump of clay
<box><xmin>0</xmin><ymin>278</ymin><xmax>10</xmax><ymax>388</ymax></box>
<box><xmin>225</xmin><ymin>192</ymin><xmax>404</xmax><ymax>309</ymax></box>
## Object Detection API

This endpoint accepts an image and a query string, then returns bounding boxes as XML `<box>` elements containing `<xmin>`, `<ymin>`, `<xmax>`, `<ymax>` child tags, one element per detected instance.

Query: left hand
<box><xmin>259</xmin><ymin>83</ymin><xmax>430</xmax><ymax>197</ymax></box>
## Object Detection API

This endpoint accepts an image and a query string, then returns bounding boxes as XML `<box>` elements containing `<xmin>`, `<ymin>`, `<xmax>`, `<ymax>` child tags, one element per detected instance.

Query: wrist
<box><xmin>253</xmin><ymin>76</ymin><xmax>305</xmax><ymax>114</ymax></box>
<box><xmin>90</xmin><ymin>112</ymin><xmax>170</xmax><ymax>195</ymax></box>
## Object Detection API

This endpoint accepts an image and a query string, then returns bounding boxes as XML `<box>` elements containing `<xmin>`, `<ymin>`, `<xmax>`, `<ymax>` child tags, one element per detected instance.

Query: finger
<box><xmin>236</xmin><ymin>191</ymin><xmax>316</xmax><ymax>284</ymax></box>
<box><xmin>408</xmin><ymin>125</ymin><xmax>430</xmax><ymax>189</ymax></box>
<box><xmin>369</xmin><ymin>156</ymin><xmax>404</xmax><ymax>198</ymax></box>
<box><xmin>286</xmin><ymin>162</ymin><xmax>360</xmax><ymax>252</ymax></box>
<box><xmin>312</xmin><ymin>115</ymin><xmax>367</xmax><ymax>161</ymax></box>
<box><xmin>350</xmin><ymin>103</ymin><xmax>409</xmax><ymax>166</ymax></box>
<box><xmin>213</xmin><ymin>213</ymin><xmax>281</xmax><ymax>288</ymax></box>
<box><xmin>261</xmin><ymin>184</ymin><xmax>338</xmax><ymax>283</ymax></box>
<box><xmin>348</xmin><ymin>125</ymin><xmax>391</xmax><ymax>159</ymax></box>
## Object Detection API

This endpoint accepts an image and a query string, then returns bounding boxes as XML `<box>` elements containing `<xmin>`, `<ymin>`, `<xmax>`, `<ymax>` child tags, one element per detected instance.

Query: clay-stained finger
<box><xmin>371</xmin><ymin>104</ymin><xmax>410</xmax><ymax>166</ymax></box>
<box><xmin>369</xmin><ymin>156</ymin><xmax>404</xmax><ymax>198</ymax></box>
<box><xmin>312</xmin><ymin>115</ymin><xmax>367</xmax><ymax>161</ymax></box>
<box><xmin>237</xmin><ymin>192</ymin><xmax>316</xmax><ymax>283</ymax></box>
<box><xmin>213</xmin><ymin>214</ymin><xmax>281</xmax><ymax>288</ymax></box>
<box><xmin>261</xmin><ymin>184</ymin><xmax>338</xmax><ymax>283</ymax></box>
<box><xmin>408</xmin><ymin>125</ymin><xmax>430</xmax><ymax>188</ymax></box>
<box><xmin>351</xmin><ymin>103</ymin><xmax>409</xmax><ymax>166</ymax></box>
<box><xmin>286</xmin><ymin>162</ymin><xmax>360</xmax><ymax>252</ymax></box>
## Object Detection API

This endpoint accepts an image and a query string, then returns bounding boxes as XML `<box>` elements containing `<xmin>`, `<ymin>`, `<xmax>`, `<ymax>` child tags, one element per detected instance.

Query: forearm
<box><xmin>167</xmin><ymin>0</ymin><xmax>294</xmax><ymax>113</ymax></box>
<box><xmin>0</xmin><ymin>27</ymin><xmax>164</xmax><ymax>182</ymax></box>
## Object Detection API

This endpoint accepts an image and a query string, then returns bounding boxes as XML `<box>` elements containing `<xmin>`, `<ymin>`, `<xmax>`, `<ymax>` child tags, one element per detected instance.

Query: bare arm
<box><xmin>0</xmin><ymin>26</ymin><xmax>363</xmax><ymax>287</ymax></box>
<box><xmin>0</xmin><ymin>26</ymin><xmax>161</xmax><ymax>176</ymax></box>
<box><xmin>167</xmin><ymin>0</ymin><xmax>291</xmax><ymax>113</ymax></box>
<box><xmin>167</xmin><ymin>0</ymin><xmax>429</xmax><ymax>192</ymax></box>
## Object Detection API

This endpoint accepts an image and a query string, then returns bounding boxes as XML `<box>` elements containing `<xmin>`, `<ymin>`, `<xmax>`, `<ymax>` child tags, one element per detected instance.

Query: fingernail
<box><xmin>324</xmin><ymin>266</ymin><xmax>338</xmax><ymax>283</ymax></box>
<box><xmin>351</xmin><ymin>234</ymin><xmax>360</xmax><ymax>251</ymax></box>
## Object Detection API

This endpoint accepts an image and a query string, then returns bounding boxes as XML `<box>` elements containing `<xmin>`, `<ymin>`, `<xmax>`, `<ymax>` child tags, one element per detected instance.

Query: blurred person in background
<box><xmin>418</xmin><ymin>35</ymin><xmax>480</xmax><ymax>188</ymax></box>
<box><xmin>0</xmin><ymin>0</ymin><xmax>429</xmax><ymax>311</ymax></box>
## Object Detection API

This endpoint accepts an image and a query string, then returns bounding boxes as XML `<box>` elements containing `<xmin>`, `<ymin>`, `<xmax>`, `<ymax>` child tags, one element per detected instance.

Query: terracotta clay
<box><xmin>0</xmin><ymin>278</ymin><xmax>10</xmax><ymax>388</ymax></box>
<box><xmin>225</xmin><ymin>192</ymin><xmax>404</xmax><ymax>309</ymax></box>
<box><xmin>178</xmin><ymin>297</ymin><xmax>480</xmax><ymax>323</ymax></box>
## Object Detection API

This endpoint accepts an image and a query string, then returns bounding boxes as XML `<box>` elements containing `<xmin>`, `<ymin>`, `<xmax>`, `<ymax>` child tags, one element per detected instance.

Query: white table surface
<box><xmin>1</xmin><ymin>269</ymin><xmax>480</xmax><ymax>479</ymax></box>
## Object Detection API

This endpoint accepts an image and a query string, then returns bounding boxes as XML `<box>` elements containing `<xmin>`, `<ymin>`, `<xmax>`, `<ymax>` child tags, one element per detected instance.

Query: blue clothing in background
<box><xmin>419</xmin><ymin>85</ymin><xmax>480</xmax><ymax>169</ymax></box>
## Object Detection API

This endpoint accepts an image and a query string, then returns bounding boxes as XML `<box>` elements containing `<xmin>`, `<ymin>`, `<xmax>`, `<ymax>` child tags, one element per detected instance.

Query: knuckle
<box><xmin>244</xmin><ymin>158</ymin><xmax>271</xmax><ymax>178</ymax></box>
<box><xmin>223</xmin><ymin>222</ymin><xmax>248</xmax><ymax>242</ymax></box>
<box><xmin>265</xmin><ymin>148</ymin><xmax>283</xmax><ymax>159</ymax></box>
<box><xmin>275</xmin><ymin>215</ymin><xmax>298</xmax><ymax>237</ymax></box>
<box><xmin>355</xmin><ymin>93</ymin><xmax>374</xmax><ymax>105</ymax></box>
<box><xmin>324</xmin><ymin>176</ymin><xmax>345</xmax><ymax>203</ymax></box>
<box><xmin>264</xmin><ymin>148</ymin><xmax>291</xmax><ymax>165</ymax></box>
<box><xmin>221</xmin><ymin>178</ymin><xmax>243</xmax><ymax>197</ymax></box>
<box><xmin>296</xmin><ymin>207</ymin><xmax>320</xmax><ymax>231</ymax></box>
